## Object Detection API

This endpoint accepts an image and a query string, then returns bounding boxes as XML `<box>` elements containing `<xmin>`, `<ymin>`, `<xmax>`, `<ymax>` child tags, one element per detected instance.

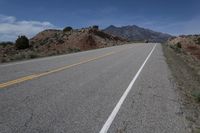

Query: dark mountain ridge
<box><xmin>103</xmin><ymin>25</ymin><xmax>172</xmax><ymax>43</ymax></box>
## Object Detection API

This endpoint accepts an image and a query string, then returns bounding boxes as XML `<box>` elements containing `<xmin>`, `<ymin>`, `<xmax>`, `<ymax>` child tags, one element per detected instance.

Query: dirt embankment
<box><xmin>168</xmin><ymin>35</ymin><xmax>200</xmax><ymax>60</ymax></box>
<box><xmin>162</xmin><ymin>44</ymin><xmax>200</xmax><ymax>133</ymax></box>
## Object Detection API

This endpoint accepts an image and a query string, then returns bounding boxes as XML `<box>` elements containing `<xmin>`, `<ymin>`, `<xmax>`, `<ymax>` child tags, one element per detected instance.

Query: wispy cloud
<box><xmin>0</xmin><ymin>15</ymin><xmax>55</xmax><ymax>42</ymax></box>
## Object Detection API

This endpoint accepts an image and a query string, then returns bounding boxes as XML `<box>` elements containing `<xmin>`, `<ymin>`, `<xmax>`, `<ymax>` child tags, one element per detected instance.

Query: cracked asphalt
<box><xmin>0</xmin><ymin>43</ymin><xmax>187</xmax><ymax>133</ymax></box>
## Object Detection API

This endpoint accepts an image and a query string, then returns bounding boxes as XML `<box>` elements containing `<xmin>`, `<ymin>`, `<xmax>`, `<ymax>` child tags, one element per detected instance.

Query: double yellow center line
<box><xmin>0</xmin><ymin>51</ymin><xmax>116</xmax><ymax>89</ymax></box>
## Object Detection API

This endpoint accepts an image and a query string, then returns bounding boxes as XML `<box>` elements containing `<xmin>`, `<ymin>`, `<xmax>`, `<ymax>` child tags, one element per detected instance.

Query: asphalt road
<box><xmin>0</xmin><ymin>43</ymin><xmax>187</xmax><ymax>133</ymax></box>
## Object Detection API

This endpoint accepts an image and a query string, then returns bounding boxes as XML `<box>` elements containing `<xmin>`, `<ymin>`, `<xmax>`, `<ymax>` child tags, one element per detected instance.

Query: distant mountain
<box><xmin>103</xmin><ymin>25</ymin><xmax>172</xmax><ymax>43</ymax></box>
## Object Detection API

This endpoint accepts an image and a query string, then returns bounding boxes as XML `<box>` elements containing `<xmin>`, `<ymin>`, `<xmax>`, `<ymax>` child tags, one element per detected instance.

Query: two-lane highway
<box><xmin>0</xmin><ymin>43</ymin><xmax>187</xmax><ymax>133</ymax></box>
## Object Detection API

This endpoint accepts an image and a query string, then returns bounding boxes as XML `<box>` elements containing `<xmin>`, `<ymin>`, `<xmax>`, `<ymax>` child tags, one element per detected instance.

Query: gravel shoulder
<box><xmin>162</xmin><ymin>44</ymin><xmax>200</xmax><ymax>133</ymax></box>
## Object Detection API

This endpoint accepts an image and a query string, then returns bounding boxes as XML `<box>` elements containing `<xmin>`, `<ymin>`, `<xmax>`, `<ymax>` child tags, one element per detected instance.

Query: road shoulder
<box><xmin>162</xmin><ymin>44</ymin><xmax>200</xmax><ymax>133</ymax></box>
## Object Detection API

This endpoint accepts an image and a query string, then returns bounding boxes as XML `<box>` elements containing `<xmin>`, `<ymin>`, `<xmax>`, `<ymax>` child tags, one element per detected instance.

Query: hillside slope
<box><xmin>103</xmin><ymin>25</ymin><xmax>172</xmax><ymax>42</ymax></box>
<box><xmin>0</xmin><ymin>27</ymin><xmax>127</xmax><ymax>63</ymax></box>
<box><xmin>167</xmin><ymin>35</ymin><xmax>200</xmax><ymax>60</ymax></box>
<box><xmin>30</xmin><ymin>28</ymin><xmax>127</xmax><ymax>55</ymax></box>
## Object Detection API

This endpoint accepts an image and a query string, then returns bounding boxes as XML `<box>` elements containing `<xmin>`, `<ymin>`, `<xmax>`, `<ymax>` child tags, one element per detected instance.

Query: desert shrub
<box><xmin>196</xmin><ymin>37</ymin><xmax>200</xmax><ymax>45</ymax></box>
<box><xmin>169</xmin><ymin>44</ymin><xmax>181</xmax><ymax>53</ymax></box>
<box><xmin>0</xmin><ymin>42</ymin><xmax>14</xmax><ymax>47</ymax></box>
<box><xmin>92</xmin><ymin>25</ymin><xmax>99</xmax><ymax>30</ymax></box>
<box><xmin>26</xmin><ymin>51</ymin><xmax>39</xmax><ymax>59</ymax></box>
<box><xmin>176</xmin><ymin>42</ymin><xmax>182</xmax><ymax>49</ymax></box>
<box><xmin>192</xmin><ymin>91</ymin><xmax>200</xmax><ymax>102</ymax></box>
<box><xmin>12</xmin><ymin>53</ymin><xmax>26</xmax><ymax>60</ymax></box>
<box><xmin>68</xmin><ymin>47</ymin><xmax>81</xmax><ymax>53</ymax></box>
<box><xmin>63</xmin><ymin>27</ymin><xmax>73</xmax><ymax>32</ymax></box>
<box><xmin>15</xmin><ymin>36</ymin><xmax>29</xmax><ymax>49</ymax></box>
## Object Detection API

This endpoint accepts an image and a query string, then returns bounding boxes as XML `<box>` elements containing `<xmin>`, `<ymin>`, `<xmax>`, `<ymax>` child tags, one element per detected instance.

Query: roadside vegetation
<box><xmin>192</xmin><ymin>91</ymin><xmax>200</xmax><ymax>102</ymax></box>
<box><xmin>0</xmin><ymin>35</ymin><xmax>40</xmax><ymax>63</ymax></box>
<box><xmin>0</xmin><ymin>41</ymin><xmax>14</xmax><ymax>46</ymax></box>
<box><xmin>15</xmin><ymin>36</ymin><xmax>30</xmax><ymax>49</ymax></box>
<box><xmin>63</xmin><ymin>26</ymin><xmax>73</xmax><ymax>32</ymax></box>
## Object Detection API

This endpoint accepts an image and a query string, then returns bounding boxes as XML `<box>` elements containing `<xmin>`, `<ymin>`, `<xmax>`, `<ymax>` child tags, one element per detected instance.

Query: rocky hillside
<box><xmin>0</xmin><ymin>27</ymin><xmax>128</xmax><ymax>63</ymax></box>
<box><xmin>167</xmin><ymin>35</ymin><xmax>200</xmax><ymax>60</ymax></box>
<box><xmin>103</xmin><ymin>25</ymin><xmax>172</xmax><ymax>43</ymax></box>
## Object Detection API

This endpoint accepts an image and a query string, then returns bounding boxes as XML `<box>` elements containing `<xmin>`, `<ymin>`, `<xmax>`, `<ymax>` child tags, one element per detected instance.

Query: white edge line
<box><xmin>99</xmin><ymin>44</ymin><xmax>157</xmax><ymax>133</ymax></box>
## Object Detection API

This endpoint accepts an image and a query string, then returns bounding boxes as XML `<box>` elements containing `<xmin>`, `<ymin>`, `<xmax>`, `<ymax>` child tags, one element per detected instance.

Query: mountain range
<box><xmin>103</xmin><ymin>25</ymin><xmax>172</xmax><ymax>42</ymax></box>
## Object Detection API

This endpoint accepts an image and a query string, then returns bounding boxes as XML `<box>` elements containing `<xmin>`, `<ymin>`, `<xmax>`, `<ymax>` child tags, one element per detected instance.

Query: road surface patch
<box><xmin>0</xmin><ymin>52</ymin><xmax>115</xmax><ymax>89</ymax></box>
<box><xmin>99</xmin><ymin>44</ymin><xmax>157</xmax><ymax>133</ymax></box>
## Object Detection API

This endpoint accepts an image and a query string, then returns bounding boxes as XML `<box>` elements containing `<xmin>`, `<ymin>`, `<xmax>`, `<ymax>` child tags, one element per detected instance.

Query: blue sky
<box><xmin>0</xmin><ymin>0</ymin><xmax>200</xmax><ymax>41</ymax></box>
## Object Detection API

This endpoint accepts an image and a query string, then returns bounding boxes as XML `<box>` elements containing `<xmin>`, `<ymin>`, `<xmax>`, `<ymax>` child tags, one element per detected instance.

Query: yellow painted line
<box><xmin>0</xmin><ymin>52</ymin><xmax>115</xmax><ymax>89</ymax></box>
